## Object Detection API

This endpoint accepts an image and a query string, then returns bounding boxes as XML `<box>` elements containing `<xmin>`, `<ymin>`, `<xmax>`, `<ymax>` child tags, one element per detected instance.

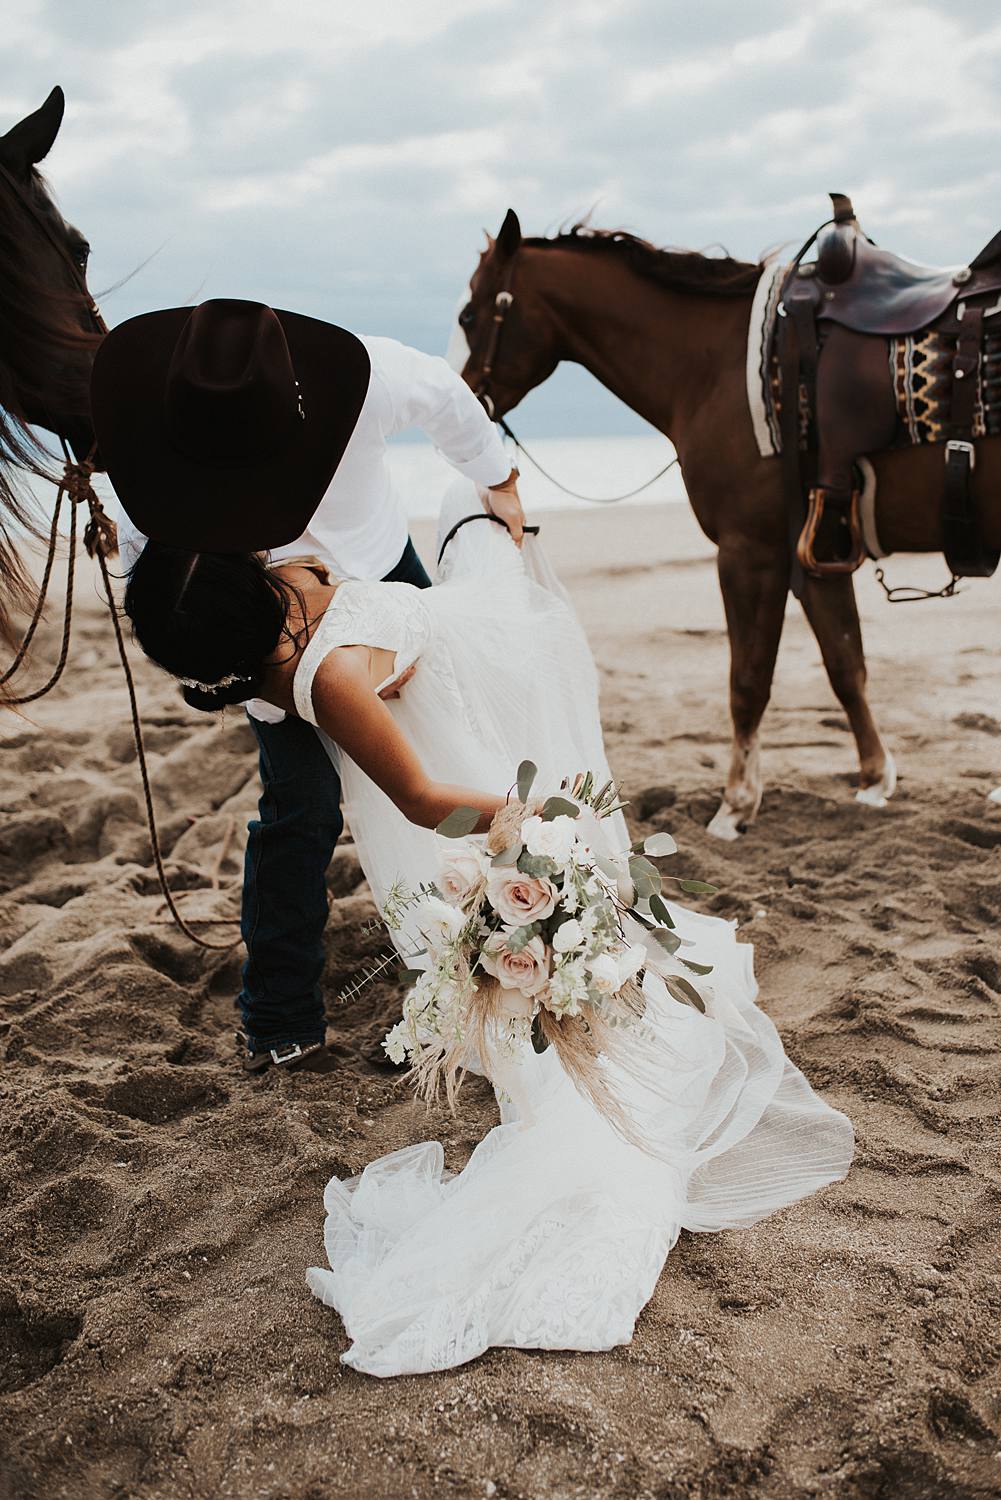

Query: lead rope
<box><xmin>496</xmin><ymin>415</ymin><xmax>680</xmax><ymax>504</ymax></box>
<box><xmin>4</xmin><ymin>444</ymin><xmax>240</xmax><ymax>951</ymax></box>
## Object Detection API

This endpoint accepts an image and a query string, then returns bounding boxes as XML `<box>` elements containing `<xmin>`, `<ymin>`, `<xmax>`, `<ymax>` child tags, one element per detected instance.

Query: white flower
<box><xmin>547</xmin><ymin>958</ymin><xmax>589</xmax><ymax>1017</ymax></box>
<box><xmin>588</xmin><ymin>952</ymin><xmax>621</xmax><ymax>995</ymax></box>
<box><xmin>438</xmin><ymin>842</ymin><xmax>489</xmax><ymax>906</ymax></box>
<box><xmin>382</xmin><ymin>1022</ymin><xmax>409</xmax><ymax>1065</ymax></box>
<box><xmin>552</xmin><ymin>917</ymin><xmax>584</xmax><ymax>953</ymax></box>
<box><xmin>616</xmin><ymin>942</ymin><xmax>646</xmax><ymax>987</ymax></box>
<box><xmin>521</xmin><ymin>814</ymin><xmax>578</xmax><ymax>867</ymax></box>
<box><xmin>416</xmin><ymin>895</ymin><xmax>466</xmax><ymax>953</ymax></box>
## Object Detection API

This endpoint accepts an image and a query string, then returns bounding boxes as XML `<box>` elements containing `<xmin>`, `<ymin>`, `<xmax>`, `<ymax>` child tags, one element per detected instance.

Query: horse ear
<box><xmin>494</xmin><ymin>208</ymin><xmax>522</xmax><ymax>262</ymax></box>
<box><xmin>0</xmin><ymin>86</ymin><xmax>65</xmax><ymax>177</ymax></box>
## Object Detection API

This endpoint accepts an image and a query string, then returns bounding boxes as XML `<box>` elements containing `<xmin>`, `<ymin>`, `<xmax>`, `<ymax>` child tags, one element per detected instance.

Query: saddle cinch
<box><xmin>777</xmin><ymin>192</ymin><xmax>1001</xmax><ymax>585</ymax></box>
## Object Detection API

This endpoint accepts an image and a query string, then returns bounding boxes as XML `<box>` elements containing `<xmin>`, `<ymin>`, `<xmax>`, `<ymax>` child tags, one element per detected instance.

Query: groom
<box><xmin>94</xmin><ymin>298</ymin><xmax>524</xmax><ymax>1072</ymax></box>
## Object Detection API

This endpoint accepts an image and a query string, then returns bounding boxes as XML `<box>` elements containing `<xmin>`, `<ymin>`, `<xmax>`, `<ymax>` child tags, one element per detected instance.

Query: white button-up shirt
<box><xmin>115</xmin><ymin>334</ymin><xmax>510</xmax><ymax>722</ymax></box>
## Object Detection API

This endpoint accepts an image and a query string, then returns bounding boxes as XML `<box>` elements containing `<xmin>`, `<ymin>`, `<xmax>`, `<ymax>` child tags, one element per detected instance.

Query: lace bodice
<box><xmin>292</xmin><ymin>580</ymin><xmax>434</xmax><ymax>726</ymax></box>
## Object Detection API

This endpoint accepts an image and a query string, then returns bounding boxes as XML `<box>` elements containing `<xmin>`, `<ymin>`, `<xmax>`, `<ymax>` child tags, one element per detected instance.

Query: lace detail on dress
<box><xmin>292</xmin><ymin>580</ymin><xmax>434</xmax><ymax>725</ymax></box>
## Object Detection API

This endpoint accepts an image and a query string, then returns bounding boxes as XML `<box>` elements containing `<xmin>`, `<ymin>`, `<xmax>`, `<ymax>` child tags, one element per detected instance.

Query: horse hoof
<box><xmin>855</xmin><ymin>752</ymin><xmax>897</xmax><ymax>809</ymax></box>
<box><xmin>988</xmin><ymin>786</ymin><xmax>1001</xmax><ymax>806</ymax></box>
<box><xmin>707</xmin><ymin>803</ymin><xmax>746</xmax><ymax>841</ymax></box>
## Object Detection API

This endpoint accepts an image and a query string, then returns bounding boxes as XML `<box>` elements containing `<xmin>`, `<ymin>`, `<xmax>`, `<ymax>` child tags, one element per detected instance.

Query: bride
<box><xmin>123</xmin><ymin>475</ymin><xmax>854</xmax><ymax>1378</ymax></box>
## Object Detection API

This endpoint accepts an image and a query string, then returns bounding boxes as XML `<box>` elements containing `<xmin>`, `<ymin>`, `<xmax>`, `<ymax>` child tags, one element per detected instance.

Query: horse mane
<box><xmin>0</xmin><ymin>168</ymin><xmax>100</xmax><ymax>648</ymax></box>
<box><xmin>524</xmin><ymin>223</ymin><xmax>761</xmax><ymax>297</ymax></box>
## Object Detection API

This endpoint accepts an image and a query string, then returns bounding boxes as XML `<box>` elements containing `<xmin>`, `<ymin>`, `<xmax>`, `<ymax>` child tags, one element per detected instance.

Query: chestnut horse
<box><xmin>450</xmin><ymin>210</ymin><xmax>1001</xmax><ymax>838</ymax></box>
<box><xmin>0</xmin><ymin>86</ymin><xmax>103</xmax><ymax>655</ymax></box>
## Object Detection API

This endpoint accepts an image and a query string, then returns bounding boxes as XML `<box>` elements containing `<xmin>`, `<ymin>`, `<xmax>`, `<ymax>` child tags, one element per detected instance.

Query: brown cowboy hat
<box><xmin>90</xmin><ymin>298</ymin><xmax>371</xmax><ymax>551</ymax></box>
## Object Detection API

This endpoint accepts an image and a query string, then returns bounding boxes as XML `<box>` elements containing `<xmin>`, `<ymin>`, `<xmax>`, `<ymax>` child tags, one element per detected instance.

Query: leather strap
<box><xmin>949</xmin><ymin>304</ymin><xmax>983</xmax><ymax>437</ymax></box>
<box><xmin>943</xmin><ymin>304</ymin><xmax>998</xmax><ymax>576</ymax></box>
<box><xmin>437</xmin><ymin>511</ymin><xmax>539</xmax><ymax>567</ymax></box>
<box><xmin>777</xmin><ymin>274</ymin><xmax>822</xmax><ymax>597</ymax></box>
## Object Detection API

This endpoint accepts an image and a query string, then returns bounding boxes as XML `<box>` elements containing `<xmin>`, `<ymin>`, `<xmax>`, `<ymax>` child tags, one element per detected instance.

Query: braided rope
<box><xmin>3</xmin><ymin>450</ymin><xmax>241</xmax><ymax>951</ymax></box>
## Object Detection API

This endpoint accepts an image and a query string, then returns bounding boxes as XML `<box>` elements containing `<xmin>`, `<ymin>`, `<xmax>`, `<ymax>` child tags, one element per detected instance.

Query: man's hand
<box><xmin>483</xmin><ymin>466</ymin><xmax>526</xmax><ymax>546</ymax></box>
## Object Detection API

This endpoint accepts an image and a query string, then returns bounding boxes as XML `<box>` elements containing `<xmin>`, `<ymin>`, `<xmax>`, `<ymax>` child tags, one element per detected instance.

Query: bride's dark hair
<box><xmin>123</xmin><ymin>540</ymin><xmax>305</xmax><ymax>713</ymax></box>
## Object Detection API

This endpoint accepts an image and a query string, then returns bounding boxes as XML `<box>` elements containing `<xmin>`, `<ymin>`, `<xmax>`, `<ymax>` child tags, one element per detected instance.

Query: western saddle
<box><xmin>777</xmin><ymin>193</ymin><xmax>1001</xmax><ymax>588</ymax></box>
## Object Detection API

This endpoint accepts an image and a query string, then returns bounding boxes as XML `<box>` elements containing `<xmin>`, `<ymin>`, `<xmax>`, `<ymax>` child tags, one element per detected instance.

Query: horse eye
<box><xmin>73</xmin><ymin>243</ymin><xmax>90</xmax><ymax>270</ymax></box>
<box><xmin>458</xmin><ymin>303</ymin><xmax>475</xmax><ymax>329</ymax></box>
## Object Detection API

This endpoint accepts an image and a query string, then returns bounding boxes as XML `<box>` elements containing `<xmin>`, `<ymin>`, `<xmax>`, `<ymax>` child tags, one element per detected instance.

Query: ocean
<box><xmin>388</xmin><ymin>433</ymin><xmax>686</xmax><ymax>518</ymax></box>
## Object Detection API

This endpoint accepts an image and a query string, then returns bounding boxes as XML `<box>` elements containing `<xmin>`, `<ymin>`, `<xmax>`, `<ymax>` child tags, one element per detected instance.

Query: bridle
<box><xmin>473</xmin><ymin>287</ymin><xmax>514</xmax><ymax>422</ymax></box>
<box><xmin>470</xmin><ymin>259</ymin><xmax>679</xmax><ymax>505</ymax></box>
<box><xmin>0</xmin><ymin>164</ymin><xmax>239</xmax><ymax>951</ymax></box>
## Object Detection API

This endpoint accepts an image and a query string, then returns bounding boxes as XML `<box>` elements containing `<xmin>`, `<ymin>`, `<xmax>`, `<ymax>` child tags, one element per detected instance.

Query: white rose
<box><xmin>521</xmin><ymin>814</ymin><xmax>578</xmax><ymax>866</ymax></box>
<box><xmin>552</xmin><ymin>918</ymin><xmax>584</xmax><ymax>953</ymax></box>
<box><xmin>438</xmin><ymin>842</ymin><xmax>488</xmax><ymax>906</ymax></box>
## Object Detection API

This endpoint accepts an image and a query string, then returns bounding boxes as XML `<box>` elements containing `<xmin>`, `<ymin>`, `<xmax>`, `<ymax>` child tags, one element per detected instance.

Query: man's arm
<box><xmin>370</xmin><ymin>337</ymin><xmax>527</xmax><ymax>543</ymax></box>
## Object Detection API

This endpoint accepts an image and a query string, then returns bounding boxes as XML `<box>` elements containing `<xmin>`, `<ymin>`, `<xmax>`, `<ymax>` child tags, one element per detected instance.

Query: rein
<box><xmin>1</xmin><ymin>164</ymin><xmax>238</xmax><ymax>951</ymax></box>
<box><xmin>474</xmin><ymin>274</ymin><xmax>680</xmax><ymax>504</ymax></box>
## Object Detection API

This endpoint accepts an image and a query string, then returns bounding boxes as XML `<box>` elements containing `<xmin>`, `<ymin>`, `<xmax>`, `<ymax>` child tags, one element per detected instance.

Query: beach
<box><xmin>1</xmin><ymin>493</ymin><xmax>999</xmax><ymax>1500</ymax></box>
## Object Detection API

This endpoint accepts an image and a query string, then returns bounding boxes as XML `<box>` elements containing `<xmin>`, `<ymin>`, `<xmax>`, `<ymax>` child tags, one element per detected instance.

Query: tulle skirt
<box><xmin>306</xmin><ymin>481</ymin><xmax>854</xmax><ymax>1375</ymax></box>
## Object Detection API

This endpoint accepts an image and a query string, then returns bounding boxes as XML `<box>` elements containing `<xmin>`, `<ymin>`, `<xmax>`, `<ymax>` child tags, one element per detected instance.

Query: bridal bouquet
<box><xmin>382</xmin><ymin>763</ymin><xmax>715</xmax><ymax>1122</ymax></box>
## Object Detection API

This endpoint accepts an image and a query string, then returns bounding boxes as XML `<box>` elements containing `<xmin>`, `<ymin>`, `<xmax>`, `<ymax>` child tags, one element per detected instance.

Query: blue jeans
<box><xmin>237</xmin><ymin>538</ymin><xmax>432</xmax><ymax>1050</ymax></box>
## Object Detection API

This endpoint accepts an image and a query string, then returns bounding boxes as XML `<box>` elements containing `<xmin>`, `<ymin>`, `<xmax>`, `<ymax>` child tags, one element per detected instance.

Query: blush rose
<box><xmin>486</xmin><ymin>869</ymin><xmax>558</xmax><ymax>927</ymax></box>
<box><xmin>480</xmin><ymin>932</ymin><xmax>551</xmax><ymax>996</ymax></box>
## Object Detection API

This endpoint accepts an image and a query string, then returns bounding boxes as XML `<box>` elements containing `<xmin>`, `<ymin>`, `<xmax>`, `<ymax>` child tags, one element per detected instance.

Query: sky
<box><xmin>6</xmin><ymin>0</ymin><xmax>1001</xmax><ymax>436</ymax></box>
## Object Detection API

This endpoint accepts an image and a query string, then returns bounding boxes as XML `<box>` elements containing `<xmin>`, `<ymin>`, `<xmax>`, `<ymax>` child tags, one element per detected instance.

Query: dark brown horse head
<box><xmin>0</xmin><ymin>86</ymin><xmax>103</xmax><ymax>650</ymax></box>
<box><xmin>449</xmin><ymin>208</ymin><xmax>561</xmax><ymax>418</ymax></box>
<box><xmin>0</xmin><ymin>86</ymin><xmax>101</xmax><ymax>460</ymax></box>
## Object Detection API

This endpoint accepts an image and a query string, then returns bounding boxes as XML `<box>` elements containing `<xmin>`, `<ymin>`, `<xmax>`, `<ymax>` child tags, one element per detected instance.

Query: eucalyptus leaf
<box><xmin>677</xmin><ymin>879</ymin><xmax>718</xmax><ymax>895</ymax></box>
<box><xmin>594</xmin><ymin>854</ymin><xmax>623</xmax><ymax>884</ymax></box>
<box><xmin>681</xmin><ymin>959</ymin><xmax>714</xmax><ymax>976</ymax></box>
<box><xmin>506</xmin><ymin>922</ymin><xmax>539</xmax><ymax>952</ymax></box>
<box><xmin>398</xmin><ymin>969</ymin><xmax>424</xmax><ymax>985</ymax></box>
<box><xmin>651</xmin><ymin>927</ymin><xmax>681</xmax><ymax>955</ymax></box>
<box><xmin>643</xmin><ymin>832</ymin><xmax>678</xmax><ymax>858</ymax></box>
<box><xmin>435</xmin><ymin>805</ymin><xmax>481</xmax><ymax>838</ymax></box>
<box><xmin>628</xmin><ymin>854</ymin><xmax>663</xmax><ymax>900</ymax></box>
<box><xmin>649</xmin><ymin>893</ymin><xmax>675</xmax><ymax>928</ymax></box>
<box><xmin>665</xmin><ymin>975</ymin><xmax>707</xmax><ymax>1013</ymax></box>
<box><xmin>492</xmin><ymin>842</ymin><xmax>522</xmax><ymax>867</ymax></box>
<box><xmin>517</xmin><ymin>759</ymin><xmax>537</xmax><ymax>803</ymax></box>
<box><xmin>541</xmin><ymin>796</ymin><xmax>580</xmax><ymax>822</ymax></box>
<box><xmin>518</xmin><ymin>852</ymin><xmax>557</xmax><ymax>878</ymax></box>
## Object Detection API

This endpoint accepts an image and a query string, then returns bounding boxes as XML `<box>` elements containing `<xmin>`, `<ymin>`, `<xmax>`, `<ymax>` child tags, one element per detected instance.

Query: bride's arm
<box><xmin>310</xmin><ymin>647</ymin><xmax>506</xmax><ymax>832</ymax></box>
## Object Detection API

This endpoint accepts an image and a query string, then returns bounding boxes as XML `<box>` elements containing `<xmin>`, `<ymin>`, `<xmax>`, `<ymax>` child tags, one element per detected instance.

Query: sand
<box><xmin>1</xmin><ymin>501</ymin><xmax>999</xmax><ymax>1500</ymax></box>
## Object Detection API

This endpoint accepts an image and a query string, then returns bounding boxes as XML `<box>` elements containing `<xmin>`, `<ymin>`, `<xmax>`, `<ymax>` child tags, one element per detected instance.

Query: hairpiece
<box><xmin>177</xmin><ymin>670</ymin><xmax>252</xmax><ymax>693</ymax></box>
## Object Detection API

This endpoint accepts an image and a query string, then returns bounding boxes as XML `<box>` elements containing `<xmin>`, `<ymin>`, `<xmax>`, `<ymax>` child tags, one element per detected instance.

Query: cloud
<box><xmin>6</xmin><ymin>0</ymin><xmax>1001</xmax><ymax>435</ymax></box>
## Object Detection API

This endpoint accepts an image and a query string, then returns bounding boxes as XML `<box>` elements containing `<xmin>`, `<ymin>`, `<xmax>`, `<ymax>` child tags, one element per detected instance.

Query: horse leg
<box><xmin>799</xmin><ymin>574</ymin><xmax>896</xmax><ymax>806</ymax></box>
<box><xmin>707</xmin><ymin>541</ymin><xmax>789</xmax><ymax>841</ymax></box>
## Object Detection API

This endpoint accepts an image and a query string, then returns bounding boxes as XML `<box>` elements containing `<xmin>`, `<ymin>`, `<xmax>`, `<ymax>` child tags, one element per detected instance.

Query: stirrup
<box><xmin>797</xmin><ymin>485</ymin><xmax>866</xmax><ymax>577</ymax></box>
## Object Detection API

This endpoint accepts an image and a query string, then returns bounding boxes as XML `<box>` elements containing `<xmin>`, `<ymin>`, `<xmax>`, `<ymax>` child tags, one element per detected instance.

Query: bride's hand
<box><xmin>379</xmin><ymin>662</ymin><xmax>417</xmax><ymax>699</ymax></box>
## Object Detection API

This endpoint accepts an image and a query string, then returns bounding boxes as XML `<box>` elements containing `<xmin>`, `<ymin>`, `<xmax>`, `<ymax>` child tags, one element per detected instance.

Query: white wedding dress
<box><xmin>299</xmin><ymin>481</ymin><xmax>854</xmax><ymax>1377</ymax></box>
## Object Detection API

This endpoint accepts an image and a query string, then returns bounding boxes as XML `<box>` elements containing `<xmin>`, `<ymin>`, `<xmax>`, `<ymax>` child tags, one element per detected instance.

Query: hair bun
<box><xmin>181</xmin><ymin>678</ymin><xmax>256</xmax><ymax>713</ymax></box>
